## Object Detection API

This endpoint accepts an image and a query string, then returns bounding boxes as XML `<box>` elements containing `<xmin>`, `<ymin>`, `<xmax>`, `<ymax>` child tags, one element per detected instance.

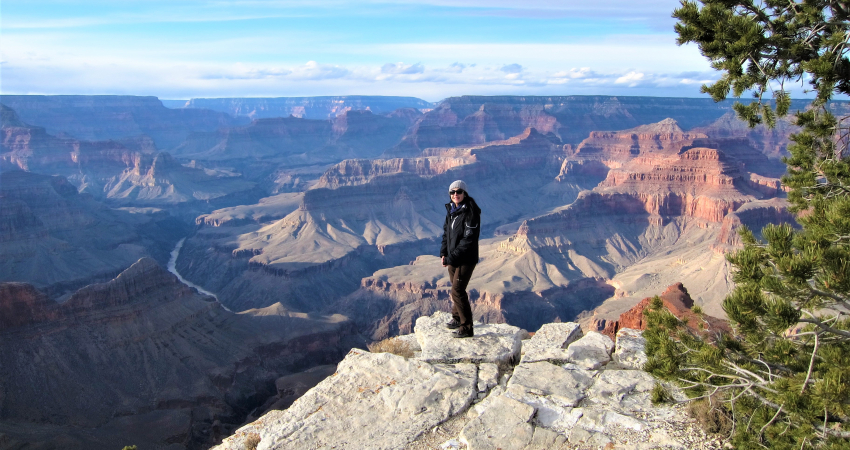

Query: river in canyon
<box><xmin>167</xmin><ymin>238</ymin><xmax>232</xmax><ymax>311</ymax></box>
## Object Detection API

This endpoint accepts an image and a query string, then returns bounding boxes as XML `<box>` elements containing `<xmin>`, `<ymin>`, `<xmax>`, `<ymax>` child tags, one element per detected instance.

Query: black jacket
<box><xmin>440</xmin><ymin>196</ymin><xmax>481</xmax><ymax>266</ymax></box>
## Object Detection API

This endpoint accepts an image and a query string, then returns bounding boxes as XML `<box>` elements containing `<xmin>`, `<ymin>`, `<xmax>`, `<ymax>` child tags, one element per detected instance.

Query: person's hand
<box><xmin>441</xmin><ymin>256</ymin><xmax>447</xmax><ymax>267</ymax></box>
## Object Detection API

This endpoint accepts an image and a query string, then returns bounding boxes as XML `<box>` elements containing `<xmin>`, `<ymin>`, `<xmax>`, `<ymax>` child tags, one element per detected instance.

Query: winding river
<box><xmin>167</xmin><ymin>238</ymin><xmax>231</xmax><ymax>311</ymax></box>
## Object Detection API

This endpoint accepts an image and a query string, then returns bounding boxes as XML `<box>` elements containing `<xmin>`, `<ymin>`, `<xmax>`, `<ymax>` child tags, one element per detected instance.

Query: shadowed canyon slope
<box><xmin>0</xmin><ymin>170</ymin><xmax>188</xmax><ymax>295</ymax></box>
<box><xmin>0</xmin><ymin>258</ymin><xmax>357</xmax><ymax>450</ymax></box>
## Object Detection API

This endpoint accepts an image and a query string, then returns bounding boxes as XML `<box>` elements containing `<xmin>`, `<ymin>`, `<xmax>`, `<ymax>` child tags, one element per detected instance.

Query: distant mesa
<box><xmin>179</xmin><ymin>96</ymin><xmax>436</xmax><ymax>120</ymax></box>
<box><xmin>0</xmin><ymin>94</ymin><xmax>244</xmax><ymax>149</ymax></box>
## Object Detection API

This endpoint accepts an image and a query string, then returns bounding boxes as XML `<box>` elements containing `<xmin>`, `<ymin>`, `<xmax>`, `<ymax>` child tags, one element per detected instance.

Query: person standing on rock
<box><xmin>441</xmin><ymin>180</ymin><xmax>481</xmax><ymax>338</ymax></box>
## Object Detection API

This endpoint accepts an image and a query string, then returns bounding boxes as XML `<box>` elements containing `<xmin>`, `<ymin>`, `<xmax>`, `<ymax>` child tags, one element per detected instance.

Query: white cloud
<box><xmin>500</xmin><ymin>63</ymin><xmax>523</xmax><ymax>74</ymax></box>
<box><xmin>615</xmin><ymin>71</ymin><xmax>645</xmax><ymax>86</ymax></box>
<box><xmin>290</xmin><ymin>61</ymin><xmax>350</xmax><ymax>80</ymax></box>
<box><xmin>445</xmin><ymin>62</ymin><xmax>467</xmax><ymax>73</ymax></box>
<box><xmin>381</xmin><ymin>62</ymin><xmax>425</xmax><ymax>74</ymax></box>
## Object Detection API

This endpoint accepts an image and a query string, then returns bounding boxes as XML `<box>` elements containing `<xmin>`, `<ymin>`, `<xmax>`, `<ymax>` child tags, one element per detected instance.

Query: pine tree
<box><xmin>644</xmin><ymin>1</ymin><xmax>850</xmax><ymax>448</ymax></box>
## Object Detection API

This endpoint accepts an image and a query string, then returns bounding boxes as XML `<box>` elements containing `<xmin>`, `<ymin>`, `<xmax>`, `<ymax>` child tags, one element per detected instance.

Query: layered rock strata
<box><xmin>214</xmin><ymin>311</ymin><xmax>722</xmax><ymax>450</ymax></box>
<box><xmin>176</xmin><ymin>127</ymin><xmax>584</xmax><ymax>312</ymax></box>
<box><xmin>2</xmin><ymin>105</ymin><xmax>257</xmax><ymax>205</ymax></box>
<box><xmin>172</xmin><ymin>109</ymin><xmax>418</xmax><ymax>163</ymax></box>
<box><xmin>0</xmin><ymin>258</ymin><xmax>357</xmax><ymax>450</ymax></box>
<box><xmin>388</xmin><ymin>95</ymin><xmax>801</xmax><ymax>157</ymax></box>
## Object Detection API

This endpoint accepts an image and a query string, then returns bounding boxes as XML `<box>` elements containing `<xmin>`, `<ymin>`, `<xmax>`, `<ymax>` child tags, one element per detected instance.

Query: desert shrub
<box><xmin>686</xmin><ymin>394</ymin><xmax>734</xmax><ymax>436</ymax></box>
<box><xmin>244</xmin><ymin>433</ymin><xmax>261</xmax><ymax>450</ymax></box>
<box><xmin>367</xmin><ymin>337</ymin><xmax>414</xmax><ymax>358</ymax></box>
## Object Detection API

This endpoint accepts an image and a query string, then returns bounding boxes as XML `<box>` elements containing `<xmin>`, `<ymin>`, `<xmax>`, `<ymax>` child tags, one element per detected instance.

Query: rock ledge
<box><xmin>213</xmin><ymin>312</ymin><xmax>723</xmax><ymax>450</ymax></box>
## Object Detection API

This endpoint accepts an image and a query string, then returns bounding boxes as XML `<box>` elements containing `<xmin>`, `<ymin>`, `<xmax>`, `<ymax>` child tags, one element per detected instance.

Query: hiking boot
<box><xmin>446</xmin><ymin>319</ymin><xmax>461</xmax><ymax>330</ymax></box>
<box><xmin>452</xmin><ymin>329</ymin><xmax>474</xmax><ymax>338</ymax></box>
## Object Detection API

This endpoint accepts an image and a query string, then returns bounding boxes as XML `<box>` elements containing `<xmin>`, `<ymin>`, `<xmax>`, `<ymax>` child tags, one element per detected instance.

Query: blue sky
<box><xmin>1</xmin><ymin>0</ymin><xmax>725</xmax><ymax>101</ymax></box>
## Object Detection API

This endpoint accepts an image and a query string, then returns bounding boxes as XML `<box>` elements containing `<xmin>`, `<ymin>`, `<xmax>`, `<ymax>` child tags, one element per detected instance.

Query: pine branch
<box><xmin>798</xmin><ymin>317</ymin><xmax>850</xmax><ymax>339</ymax></box>
<box><xmin>815</xmin><ymin>425</ymin><xmax>850</xmax><ymax>438</ymax></box>
<box><xmin>800</xmin><ymin>331</ymin><xmax>819</xmax><ymax>394</ymax></box>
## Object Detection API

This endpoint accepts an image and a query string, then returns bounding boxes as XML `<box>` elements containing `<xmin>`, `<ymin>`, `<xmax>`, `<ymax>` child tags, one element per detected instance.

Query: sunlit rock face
<box><xmin>0</xmin><ymin>258</ymin><xmax>357</xmax><ymax>450</ymax></box>
<box><xmin>388</xmin><ymin>95</ymin><xmax>750</xmax><ymax>157</ymax></box>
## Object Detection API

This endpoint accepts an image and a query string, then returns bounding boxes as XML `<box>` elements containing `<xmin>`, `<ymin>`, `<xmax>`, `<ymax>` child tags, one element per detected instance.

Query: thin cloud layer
<box><xmin>0</xmin><ymin>0</ymin><xmax>729</xmax><ymax>100</ymax></box>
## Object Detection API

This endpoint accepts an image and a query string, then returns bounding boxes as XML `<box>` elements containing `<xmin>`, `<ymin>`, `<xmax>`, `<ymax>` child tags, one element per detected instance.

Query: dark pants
<box><xmin>448</xmin><ymin>264</ymin><xmax>476</xmax><ymax>333</ymax></box>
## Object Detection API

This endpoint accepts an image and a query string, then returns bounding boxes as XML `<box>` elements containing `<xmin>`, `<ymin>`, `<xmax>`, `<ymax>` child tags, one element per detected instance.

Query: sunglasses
<box><xmin>449</xmin><ymin>190</ymin><xmax>465</xmax><ymax>196</ymax></box>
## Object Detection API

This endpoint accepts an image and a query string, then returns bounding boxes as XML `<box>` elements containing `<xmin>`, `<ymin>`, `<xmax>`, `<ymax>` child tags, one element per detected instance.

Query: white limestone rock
<box><xmin>614</xmin><ymin>328</ymin><xmax>647</xmax><ymax>370</ymax></box>
<box><xmin>414</xmin><ymin>312</ymin><xmax>523</xmax><ymax>368</ymax></box>
<box><xmin>473</xmin><ymin>385</ymin><xmax>505</xmax><ymax>416</ymax></box>
<box><xmin>585</xmin><ymin>369</ymin><xmax>657</xmax><ymax>412</ymax></box>
<box><xmin>564</xmin><ymin>331</ymin><xmax>615</xmax><ymax>369</ymax></box>
<box><xmin>526</xmin><ymin>427</ymin><xmax>568</xmax><ymax>449</ymax></box>
<box><xmin>506</xmin><ymin>362</ymin><xmax>596</xmax><ymax>408</ymax></box>
<box><xmin>533</xmin><ymin>405</ymin><xmax>583</xmax><ymax>434</ymax></box>
<box><xmin>477</xmin><ymin>363</ymin><xmax>499</xmax><ymax>395</ymax></box>
<box><xmin>502</xmin><ymin>361</ymin><xmax>595</xmax><ymax>433</ymax></box>
<box><xmin>395</xmin><ymin>333</ymin><xmax>422</xmax><ymax>352</ymax></box>
<box><xmin>575</xmin><ymin>408</ymin><xmax>647</xmax><ymax>433</ymax></box>
<box><xmin>460</xmin><ymin>394</ymin><xmax>534</xmax><ymax>450</ymax></box>
<box><xmin>568</xmin><ymin>426</ymin><xmax>613</xmax><ymax>448</ymax></box>
<box><xmin>213</xmin><ymin>349</ymin><xmax>477</xmax><ymax>450</ymax></box>
<box><xmin>520</xmin><ymin>322</ymin><xmax>583</xmax><ymax>364</ymax></box>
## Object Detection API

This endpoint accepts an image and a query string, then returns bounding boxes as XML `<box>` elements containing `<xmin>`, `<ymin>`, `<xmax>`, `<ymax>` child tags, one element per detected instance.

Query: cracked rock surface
<box><xmin>213</xmin><ymin>312</ymin><xmax>723</xmax><ymax>450</ymax></box>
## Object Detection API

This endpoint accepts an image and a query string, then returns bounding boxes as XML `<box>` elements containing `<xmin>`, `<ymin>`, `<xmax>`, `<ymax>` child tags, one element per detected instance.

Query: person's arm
<box><xmin>440</xmin><ymin>214</ymin><xmax>449</xmax><ymax>266</ymax></box>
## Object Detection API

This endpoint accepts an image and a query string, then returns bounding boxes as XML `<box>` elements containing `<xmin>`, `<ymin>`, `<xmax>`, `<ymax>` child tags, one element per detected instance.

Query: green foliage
<box><xmin>644</xmin><ymin>1</ymin><xmax>850</xmax><ymax>448</ymax></box>
<box><xmin>651</xmin><ymin>382</ymin><xmax>674</xmax><ymax>404</ymax></box>
<box><xmin>121</xmin><ymin>446</ymin><xmax>138</xmax><ymax>450</ymax></box>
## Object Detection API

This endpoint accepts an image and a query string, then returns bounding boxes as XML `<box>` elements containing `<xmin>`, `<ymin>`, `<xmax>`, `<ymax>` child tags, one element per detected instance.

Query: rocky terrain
<box><xmin>0</xmin><ymin>258</ymin><xmax>359</xmax><ymax>450</ymax></box>
<box><xmin>213</xmin><ymin>309</ymin><xmax>723</xmax><ymax>450</ymax></box>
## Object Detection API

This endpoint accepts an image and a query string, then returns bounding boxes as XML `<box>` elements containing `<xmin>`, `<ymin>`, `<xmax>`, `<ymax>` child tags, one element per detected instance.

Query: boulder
<box><xmin>564</xmin><ymin>331</ymin><xmax>614</xmax><ymax>369</ymax></box>
<box><xmin>585</xmin><ymin>369</ymin><xmax>657</xmax><ymax>412</ymax></box>
<box><xmin>460</xmin><ymin>395</ymin><xmax>534</xmax><ymax>450</ymax></box>
<box><xmin>614</xmin><ymin>328</ymin><xmax>648</xmax><ymax>369</ymax></box>
<box><xmin>415</xmin><ymin>312</ymin><xmax>523</xmax><ymax>368</ymax></box>
<box><xmin>520</xmin><ymin>322</ymin><xmax>583</xmax><ymax>364</ymax></box>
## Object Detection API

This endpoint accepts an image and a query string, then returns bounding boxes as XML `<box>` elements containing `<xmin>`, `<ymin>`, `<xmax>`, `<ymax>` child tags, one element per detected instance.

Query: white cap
<box><xmin>449</xmin><ymin>180</ymin><xmax>468</xmax><ymax>193</ymax></box>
